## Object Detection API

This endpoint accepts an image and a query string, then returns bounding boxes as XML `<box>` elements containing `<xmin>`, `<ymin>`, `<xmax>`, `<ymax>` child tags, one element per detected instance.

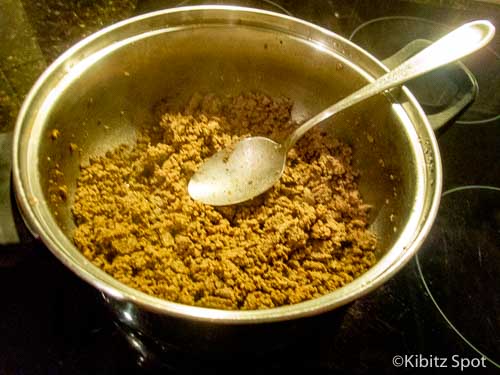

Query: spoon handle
<box><xmin>284</xmin><ymin>20</ymin><xmax>495</xmax><ymax>150</ymax></box>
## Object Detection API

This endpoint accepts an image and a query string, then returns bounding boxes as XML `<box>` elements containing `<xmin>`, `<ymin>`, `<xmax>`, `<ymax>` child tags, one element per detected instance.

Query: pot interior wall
<box><xmin>36</xmin><ymin>24</ymin><xmax>415</xmax><ymax>260</ymax></box>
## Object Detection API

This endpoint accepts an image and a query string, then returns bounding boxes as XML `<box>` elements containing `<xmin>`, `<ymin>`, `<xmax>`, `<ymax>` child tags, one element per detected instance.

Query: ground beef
<box><xmin>72</xmin><ymin>92</ymin><xmax>377</xmax><ymax>310</ymax></box>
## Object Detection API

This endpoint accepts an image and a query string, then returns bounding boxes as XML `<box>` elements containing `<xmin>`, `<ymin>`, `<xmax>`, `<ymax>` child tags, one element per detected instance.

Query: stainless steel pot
<box><xmin>11</xmin><ymin>5</ymin><xmax>472</xmax><ymax>352</ymax></box>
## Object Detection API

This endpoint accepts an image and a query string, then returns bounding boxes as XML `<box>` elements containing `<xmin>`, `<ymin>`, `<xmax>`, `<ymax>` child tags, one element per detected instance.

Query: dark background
<box><xmin>1</xmin><ymin>1</ymin><xmax>499</xmax><ymax>373</ymax></box>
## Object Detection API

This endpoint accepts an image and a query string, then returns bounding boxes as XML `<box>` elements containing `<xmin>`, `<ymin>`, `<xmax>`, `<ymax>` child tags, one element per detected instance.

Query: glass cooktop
<box><xmin>0</xmin><ymin>0</ymin><xmax>498</xmax><ymax>373</ymax></box>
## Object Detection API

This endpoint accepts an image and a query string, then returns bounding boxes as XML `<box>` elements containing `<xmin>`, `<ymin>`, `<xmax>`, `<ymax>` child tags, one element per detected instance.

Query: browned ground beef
<box><xmin>71</xmin><ymin>92</ymin><xmax>377</xmax><ymax>310</ymax></box>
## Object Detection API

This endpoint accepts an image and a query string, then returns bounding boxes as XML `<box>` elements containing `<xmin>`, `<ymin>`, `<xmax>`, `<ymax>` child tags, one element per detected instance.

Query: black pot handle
<box><xmin>0</xmin><ymin>132</ymin><xmax>37</xmax><ymax>267</ymax></box>
<box><xmin>382</xmin><ymin>39</ymin><xmax>478</xmax><ymax>132</ymax></box>
<box><xmin>0</xmin><ymin>132</ymin><xmax>36</xmax><ymax>248</ymax></box>
<box><xmin>0</xmin><ymin>132</ymin><xmax>19</xmax><ymax>244</ymax></box>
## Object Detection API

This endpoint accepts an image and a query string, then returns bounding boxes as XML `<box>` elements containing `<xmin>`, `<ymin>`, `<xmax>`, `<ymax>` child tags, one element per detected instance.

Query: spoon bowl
<box><xmin>188</xmin><ymin>137</ymin><xmax>285</xmax><ymax>205</ymax></box>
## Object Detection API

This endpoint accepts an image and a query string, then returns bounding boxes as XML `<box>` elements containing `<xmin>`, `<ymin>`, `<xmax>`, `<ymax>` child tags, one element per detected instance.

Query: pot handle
<box><xmin>0</xmin><ymin>132</ymin><xmax>37</xmax><ymax>267</ymax></box>
<box><xmin>0</xmin><ymin>132</ymin><xmax>20</xmax><ymax>245</ymax></box>
<box><xmin>382</xmin><ymin>39</ymin><xmax>478</xmax><ymax>132</ymax></box>
<box><xmin>0</xmin><ymin>132</ymin><xmax>36</xmax><ymax>249</ymax></box>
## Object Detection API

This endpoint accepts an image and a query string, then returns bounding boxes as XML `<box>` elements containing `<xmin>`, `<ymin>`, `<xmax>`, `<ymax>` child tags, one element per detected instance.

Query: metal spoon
<box><xmin>188</xmin><ymin>20</ymin><xmax>495</xmax><ymax>206</ymax></box>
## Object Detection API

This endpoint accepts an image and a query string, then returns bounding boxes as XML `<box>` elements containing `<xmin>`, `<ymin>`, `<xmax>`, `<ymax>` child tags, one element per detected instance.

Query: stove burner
<box><xmin>349</xmin><ymin>16</ymin><xmax>500</xmax><ymax>125</ymax></box>
<box><xmin>416</xmin><ymin>186</ymin><xmax>500</xmax><ymax>367</ymax></box>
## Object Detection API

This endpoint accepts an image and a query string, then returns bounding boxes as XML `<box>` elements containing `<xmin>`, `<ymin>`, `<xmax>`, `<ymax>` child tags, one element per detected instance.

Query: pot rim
<box><xmin>12</xmin><ymin>5</ymin><xmax>442</xmax><ymax>324</ymax></box>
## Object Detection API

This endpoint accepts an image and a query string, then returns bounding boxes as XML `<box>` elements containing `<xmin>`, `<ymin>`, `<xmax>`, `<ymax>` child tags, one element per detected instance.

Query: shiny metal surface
<box><xmin>12</xmin><ymin>6</ymin><xmax>443</xmax><ymax>336</ymax></box>
<box><xmin>380</xmin><ymin>39</ymin><xmax>479</xmax><ymax>131</ymax></box>
<box><xmin>188</xmin><ymin>20</ymin><xmax>493</xmax><ymax>206</ymax></box>
<box><xmin>188</xmin><ymin>136</ymin><xmax>285</xmax><ymax>205</ymax></box>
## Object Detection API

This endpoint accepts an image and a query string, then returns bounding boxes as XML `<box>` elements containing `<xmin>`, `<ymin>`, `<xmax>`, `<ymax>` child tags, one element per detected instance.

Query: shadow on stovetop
<box><xmin>113</xmin><ymin>309</ymin><xmax>348</xmax><ymax>373</ymax></box>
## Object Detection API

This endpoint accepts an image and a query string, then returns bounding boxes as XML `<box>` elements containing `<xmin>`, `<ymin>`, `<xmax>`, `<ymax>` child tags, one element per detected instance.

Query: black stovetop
<box><xmin>0</xmin><ymin>1</ymin><xmax>498</xmax><ymax>373</ymax></box>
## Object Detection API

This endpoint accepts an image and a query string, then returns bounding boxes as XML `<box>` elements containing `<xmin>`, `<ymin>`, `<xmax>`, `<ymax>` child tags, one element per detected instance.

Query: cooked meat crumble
<box><xmin>71</xmin><ymin>92</ymin><xmax>377</xmax><ymax>310</ymax></box>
